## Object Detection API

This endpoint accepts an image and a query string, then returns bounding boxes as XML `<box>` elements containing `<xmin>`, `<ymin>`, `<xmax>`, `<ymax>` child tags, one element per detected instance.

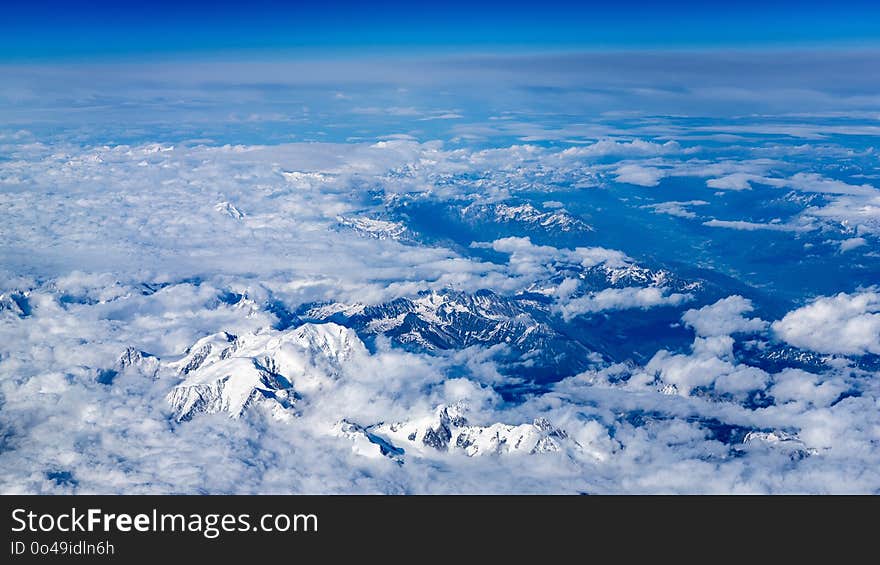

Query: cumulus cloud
<box><xmin>476</xmin><ymin>236</ymin><xmax>628</xmax><ymax>281</ymax></box>
<box><xmin>768</xmin><ymin>368</ymin><xmax>848</xmax><ymax>409</ymax></box>
<box><xmin>714</xmin><ymin>366</ymin><xmax>771</xmax><ymax>396</ymax></box>
<box><xmin>613</xmin><ymin>164</ymin><xmax>665</xmax><ymax>186</ymax></box>
<box><xmin>643</xmin><ymin>200</ymin><xmax>708</xmax><ymax>219</ymax></box>
<box><xmin>772</xmin><ymin>291</ymin><xmax>880</xmax><ymax>355</ymax></box>
<box><xmin>768</xmin><ymin>173</ymin><xmax>879</xmax><ymax>197</ymax></box>
<box><xmin>706</xmin><ymin>173</ymin><xmax>764</xmax><ymax>191</ymax></box>
<box><xmin>804</xmin><ymin>194</ymin><xmax>880</xmax><ymax>235</ymax></box>
<box><xmin>839</xmin><ymin>237</ymin><xmax>867</xmax><ymax>253</ymax></box>
<box><xmin>682</xmin><ymin>296</ymin><xmax>768</xmax><ymax>337</ymax></box>
<box><xmin>643</xmin><ymin>345</ymin><xmax>737</xmax><ymax>395</ymax></box>
<box><xmin>558</xmin><ymin>287</ymin><xmax>692</xmax><ymax>321</ymax></box>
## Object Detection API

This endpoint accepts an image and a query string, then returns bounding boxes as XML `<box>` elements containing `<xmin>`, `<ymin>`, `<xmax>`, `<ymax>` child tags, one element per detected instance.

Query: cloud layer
<box><xmin>2</xmin><ymin>52</ymin><xmax>880</xmax><ymax>493</ymax></box>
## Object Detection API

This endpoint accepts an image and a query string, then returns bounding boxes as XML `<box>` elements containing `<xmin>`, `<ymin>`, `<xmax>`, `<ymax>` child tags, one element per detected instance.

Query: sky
<box><xmin>3</xmin><ymin>1</ymin><xmax>880</xmax><ymax>60</ymax></box>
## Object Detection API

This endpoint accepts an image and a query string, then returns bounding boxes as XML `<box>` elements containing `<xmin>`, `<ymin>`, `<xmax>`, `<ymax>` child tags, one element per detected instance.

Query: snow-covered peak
<box><xmin>304</xmin><ymin>302</ymin><xmax>367</xmax><ymax>319</ymax></box>
<box><xmin>287</xmin><ymin>322</ymin><xmax>366</xmax><ymax>367</ymax></box>
<box><xmin>300</xmin><ymin>288</ymin><xmax>594</xmax><ymax>378</ymax></box>
<box><xmin>281</xmin><ymin>170</ymin><xmax>329</xmax><ymax>188</ymax></box>
<box><xmin>166</xmin><ymin>323</ymin><xmax>367</xmax><ymax>420</ymax></box>
<box><xmin>169</xmin><ymin>331</ymin><xmax>238</xmax><ymax>376</ymax></box>
<box><xmin>461</xmin><ymin>201</ymin><xmax>593</xmax><ymax>233</ymax></box>
<box><xmin>333</xmin><ymin>419</ymin><xmax>405</xmax><ymax>462</ymax></box>
<box><xmin>0</xmin><ymin>290</ymin><xmax>31</xmax><ymax>318</ymax></box>
<box><xmin>336</xmin><ymin>215</ymin><xmax>408</xmax><ymax>240</ymax></box>
<box><xmin>116</xmin><ymin>347</ymin><xmax>160</xmax><ymax>379</ymax></box>
<box><xmin>366</xmin><ymin>404</ymin><xmax>580</xmax><ymax>458</ymax></box>
<box><xmin>741</xmin><ymin>430</ymin><xmax>816</xmax><ymax>460</ymax></box>
<box><xmin>215</xmin><ymin>201</ymin><xmax>244</xmax><ymax>219</ymax></box>
<box><xmin>167</xmin><ymin>357</ymin><xmax>296</xmax><ymax>421</ymax></box>
<box><xmin>601</xmin><ymin>263</ymin><xmax>669</xmax><ymax>287</ymax></box>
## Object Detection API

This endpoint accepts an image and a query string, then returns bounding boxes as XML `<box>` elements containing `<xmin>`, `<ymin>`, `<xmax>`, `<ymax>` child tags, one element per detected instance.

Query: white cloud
<box><xmin>714</xmin><ymin>366</ymin><xmax>771</xmax><ymax>396</ymax></box>
<box><xmin>839</xmin><ymin>237</ymin><xmax>867</xmax><ymax>253</ymax></box>
<box><xmin>702</xmin><ymin>219</ymin><xmax>811</xmax><ymax>232</ymax></box>
<box><xmin>682</xmin><ymin>296</ymin><xmax>767</xmax><ymax>337</ymax></box>
<box><xmin>613</xmin><ymin>164</ymin><xmax>665</xmax><ymax>186</ymax></box>
<box><xmin>804</xmin><ymin>194</ymin><xmax>880</xmax><ymax>235</ymax></box>
<box><xmin>643</xmin><ymin>200</ymin><xmax>708</xmax><ymax>218</ymax></box>
<box><xmin>558</xmin><ymin>287</ymin><xmax>692</xmax><ymax>321</ymax></box>
<box><xmin>703</xmin><ymin>171</ymin><xmax>880</xmax><ymax>236</ymax></box>
<box><xmin>560</xmin><ymin>138</ymin><xmax>681</xmax><ymax>159</ymax></box>
<box><xmin>765</xmin><ymin>173</ymin><xmax>879</xmax><ymax>197</ymax></box>
<box><xmin>418</xmin><ymin>113</ymin><xmax>464</xmax><ymax>121</ymax></box>
<box><xmin>706</xmin><ymin>173</ymin><xmax>763</xmax><ymax>191</ymax></box>
<box><xmin>772</xmin><ymin>291</ymin><xmax>880</xmax><ymax>355</ymax></box>
<box><xmin>477</xmin><ymin>236</ymin><xmax>629</xmax><ymax>282</ymax></box>
<box><xmin>768</xmin><ymin>368</ymin><xmax>848</xmax><ymax>409</ymax></box>
<box><xmin>643</xmin><ymin>344</ymin><xmax>734</xmax><ymax>395</ymax></box>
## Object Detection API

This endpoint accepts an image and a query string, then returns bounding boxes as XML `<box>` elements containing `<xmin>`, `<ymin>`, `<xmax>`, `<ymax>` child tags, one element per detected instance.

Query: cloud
<box><xmin>629</xmin><ymin>302</ymin><xmax>772</xmax><ymax>398</ymax></box>
<box><xmin>352</xmin><ymin>106</ymin><xmax>423</xmax><ymax>116</ymax></box>
<box><xmin>804</xmin><ymin>194</ymin><xmax>880</xmax><ymax>235</ymax></box>
<box><xmin>560</xmin><ymin>139</ymin><xmax>681</xmax><ymax>159</ymax></box>
<box><xmin>702</xmin><ymin>219</ymin><xmax>810</xmax><ymax>232</ymax></box>
<box><xmin>0</xmin><ymin>139</ymin><xmax>528</xmax><ymax>307</ymax></box>
<box><xmin>765</xmin><ymin>173</ymin><xmax>879</xmax><ymax>197</ymax></box>
<box><xmin>706</xmin><ymin>173</ymin><xmax>763</xmax><ymax>191</ymax></box>
<box><xmin>682</xmin><ymin>296</ymin><xmax>768</xmax><ymax>337</ymax></box>
<box><xmin>477</xmin><ymin>236</ymin><xmax>629</xmax><ymax>282</ymax></box>
<box><xmin>419</xmin><ymin>113</ymin><xmax>464</xmax><ymax>121</ymax></box>
<box><xmin>714</xmin><ymin>366</ymin><xmax>771</xmax><ymax>396</ymax></box>
<box><xmin>768</xmin><ymin>368</ymin><xmax>848</xmax><ymax>409</ymax></box>
<box><xmin>839</xmin><ymin>237</ymin><xmax>867</xmax><ymax>253</ymax></box>
<box><xmin>558</xmin><ymin>286</ymin><xmax>692</xmax><ymax>321</ymax></box>
<box><xmin>643</xmin><ymin>200</ymin><xmax>708</xmax><ymax>219</ymax></box>
<box><xmin>613</xmin><ymin>164</ymin><xmax>665</xmax><ymax>186</ymax></box>
<box><xmin>643</xmin><ymin>343</ymin><xmax>738</xmax><ymax>395</ymax></box>
<box><xmin>772</xmin><ymin>291</ymin><xmax>880</xmax><ymax>355</ymax></box>
<box><xmin>708</xmin><ymin>172</ymin><xmax>880</xmax><ymax>236</ymax></box>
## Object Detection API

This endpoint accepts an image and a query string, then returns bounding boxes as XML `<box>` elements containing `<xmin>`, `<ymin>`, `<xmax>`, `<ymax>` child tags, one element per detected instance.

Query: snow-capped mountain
<box><xmin>300</xmin><ymin>288</ymin><xmax>595</xmax><ymax>378</ymax></box>
<box><xmin>0</xmin><ymin>291</ymin><xmax>31</xmax><ymax>318</ymax></box>
<box><xmin>335</xmin><ymin>215</ymin><xmax>410</xmax><ymax>241</ymax></box>
<box><xmin>215</xmin><ymin>201</ymin><xmax>244</xmax><ymax>219</ymax></box>
<box><xmin>165</xmin><ymin>325</ymin><xmax>583</xmax><ymax>462</ymax></box>
<box><xmin>166</xmin><ymin>357</ymin><xmax>296</xmax><ymax>421</ymax></box>
<box><xmin>116</xmin><ymin>347</ymin><xmax>160</xmax><ymax>379</ymax></box>
<box><xmin>382</xmin><ymin>196</ymin><xmax>595</xmax><ymax>249</ymax></box>
<box><xmin>170</xmin><ymin>331</ymin><xmax>240</xmax><ymax>377</ymax></box>
<box><xmin>459</xmin><ymin>202</ymin><xmax>593</xmax><ymax>234</ymax></box>
<box><xmin>350</xmin><ymin>404</ymin><xmax>580</xmax><ymax>458</ymax></box>
<box><xmin>297</xmin><ymin>259</ymin><xmax>705</xmax><ymax>376</ymax></box>
<box><xmin>740</xmin><ymin>430</ymin><xmax>816</xmax><ymax>460</ymax></box>
<box><xmin>96</xmin><ymin>346</ymin><xmax>161</xmax><ymax>384</ymax></box>
<box><xmin>578</xmin><ymin>262</ymin><xmax>700</xmax><ymax>293</ymax></box>
<box><xmin>166</xmin><ymin>323</ymin><xmax>365</xmax><ymax>421</ymax></box>
<box><xmin>333</xmin><ymin>419</ymin><xmax>405</xmax><ymax>462</ymax></box>
<box><xmin>738</xmin><ymin>344</ymin><xmax>827</xmax><ymax>373</ymax></box>
<box><xmin>281</xmin><ymin>170</ymin><xmax>330</xmax><ymax>188</ymax></box>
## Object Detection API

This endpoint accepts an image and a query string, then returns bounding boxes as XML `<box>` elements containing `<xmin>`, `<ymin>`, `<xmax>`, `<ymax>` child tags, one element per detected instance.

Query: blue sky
<box><xmin>3</xmin><ymin>1</ymin><xmax>880</xmax><ymax>60</ymax></box>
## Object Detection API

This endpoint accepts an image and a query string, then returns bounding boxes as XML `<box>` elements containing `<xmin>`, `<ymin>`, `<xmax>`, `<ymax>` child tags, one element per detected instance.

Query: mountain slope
<box><xmin>166</xmin><ymin>323</ymin><xmax>365</xmax><ymax>421</ymax></box>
